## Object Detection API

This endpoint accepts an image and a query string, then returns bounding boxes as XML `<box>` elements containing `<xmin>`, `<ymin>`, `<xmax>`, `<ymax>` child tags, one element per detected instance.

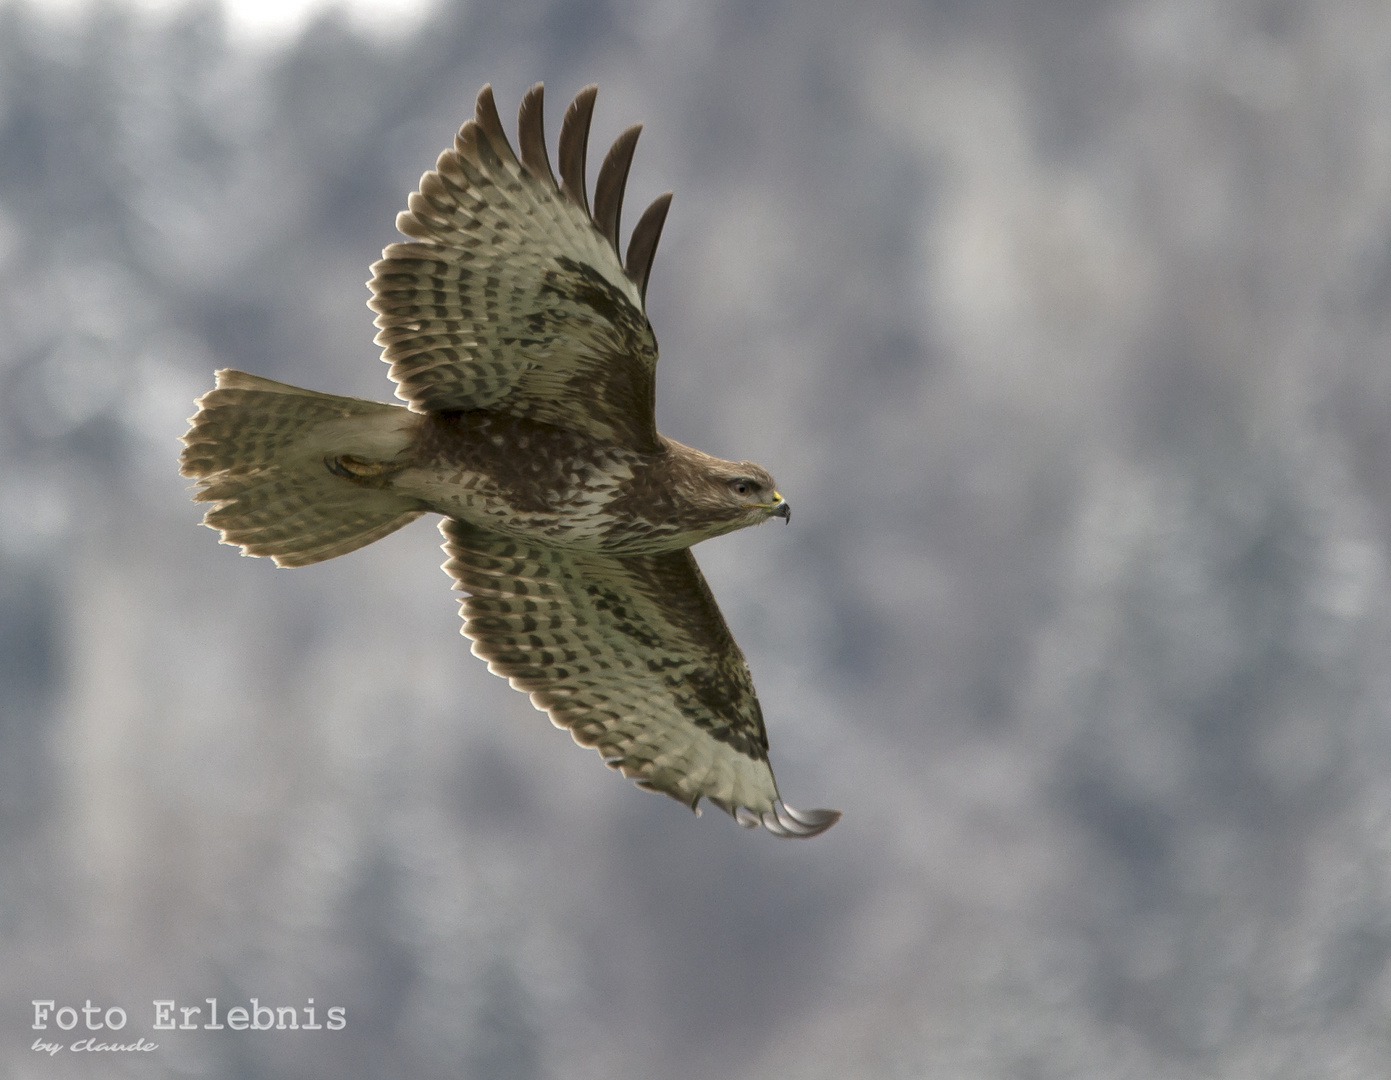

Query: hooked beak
<box><xmin>743</xmin><ymin>491</ymin><xmax>790</xmax><ymax>524</ymax></box>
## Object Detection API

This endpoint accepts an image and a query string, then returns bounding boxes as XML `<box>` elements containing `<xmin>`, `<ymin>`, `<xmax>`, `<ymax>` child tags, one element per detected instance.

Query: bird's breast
<box><xmin>391</xmin><ymin>411</ymin><xmax>736</xmax><ymax>554</ymax></box>
<box><xmin>392</xmin><ymin>410</ymin><xmax>636</xmax><ymax>549</ymax></box>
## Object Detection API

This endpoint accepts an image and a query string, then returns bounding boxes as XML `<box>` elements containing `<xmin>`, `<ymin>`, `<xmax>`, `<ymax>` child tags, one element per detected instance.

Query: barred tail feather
<box><xmin>180</xmin><ymin>369</ymin><xmax>425</xmax><ymax>567</ymax></box>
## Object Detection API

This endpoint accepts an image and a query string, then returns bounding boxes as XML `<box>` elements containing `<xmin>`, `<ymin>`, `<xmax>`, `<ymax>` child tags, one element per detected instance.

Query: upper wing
<box><xmin>440</xmin><ymin>517</ymin><xmax>840</xmax><ymax>837</ymax></box>
<box><xmin>368</xmin><ymin>84</ymin><xmax>673</xmax><ymax>452</ymax></box>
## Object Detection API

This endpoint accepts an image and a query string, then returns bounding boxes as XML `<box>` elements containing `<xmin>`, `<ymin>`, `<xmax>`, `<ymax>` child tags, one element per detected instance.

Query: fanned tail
<box><xmin>179</xmin><ymin>369</ymin><xmax>425</xmax><ymax>567</ymax></box>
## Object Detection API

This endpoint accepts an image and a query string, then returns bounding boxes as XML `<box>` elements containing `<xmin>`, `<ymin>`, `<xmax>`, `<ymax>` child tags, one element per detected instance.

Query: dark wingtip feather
<box><xmin>558</xmin><ymin>84</ymin><xmax>599</xmax><ymax>216</ymax></box>
<box><xmin>517</xmin><ymin>82</ymin><xmax>556</xmax><ymax>188</ymax></box>
<box><xmin>594</xmin><ymin>123</ymin><xmax>642</xmax><ymax>255</ymax></box>
<box><xmin>761</xmin><ymin>801</ymin><xmax>842</xmax><ymax>838</ymax></box>
<box><xmin>624</xmin><ymin>191</ymin><xmax>672</xmax><ymax>305</ymax></box>
<box><xmin>473</xmin><ymin>84</ymin><xmax>519</xmax><ymax>166</ymax></box>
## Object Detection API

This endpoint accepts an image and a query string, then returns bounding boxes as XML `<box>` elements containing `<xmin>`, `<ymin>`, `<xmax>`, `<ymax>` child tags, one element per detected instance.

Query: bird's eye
<box><xmin>731</xmin><ymin>479</ymin><xmax>758</xmax><ymax>497</ymax></box>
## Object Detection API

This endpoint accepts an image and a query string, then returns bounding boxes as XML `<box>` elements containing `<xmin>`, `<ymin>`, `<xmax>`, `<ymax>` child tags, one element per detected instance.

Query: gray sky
<box><xmin>3</xmin><ymin>0</ymin><xmax>1391</xmax><ymax>1077</ymax></box>
<box><xmin>21</xmin><ymin>0</ymin><xmax>437</xmax><ymax>43</ymax></box>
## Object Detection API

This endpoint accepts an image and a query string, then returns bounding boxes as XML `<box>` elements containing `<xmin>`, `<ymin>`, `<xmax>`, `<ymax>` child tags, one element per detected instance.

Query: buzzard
<box><xmin>180</xmin><ymin>83</ymin><xmax>840</xmax><ymax>838</ymax></box>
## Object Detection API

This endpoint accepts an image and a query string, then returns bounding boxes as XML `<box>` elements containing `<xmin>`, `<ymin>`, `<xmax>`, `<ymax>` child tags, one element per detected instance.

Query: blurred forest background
<box><xmin>4</xmin><ymin>0</ymin><xmax>1391</xmax><ymax>1076</ymax></box>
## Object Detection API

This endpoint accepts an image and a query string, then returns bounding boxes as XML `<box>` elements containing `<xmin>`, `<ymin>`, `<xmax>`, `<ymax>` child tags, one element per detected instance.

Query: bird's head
<box><xmin>656</xmin><ymin>441</ymin><xmax>791</xmax><ymax>542</ymax></box>
<box><xmin>708</xmin><ymin>461</ymin><xmax>790</xmax><ymax>527</ymax></box>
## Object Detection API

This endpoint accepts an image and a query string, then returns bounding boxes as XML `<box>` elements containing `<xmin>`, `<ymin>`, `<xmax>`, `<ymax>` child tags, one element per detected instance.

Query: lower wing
<box><xmin>439</xmin><ymin>517</ymin><xmax>840</xmax><ymax>837</ymax></box>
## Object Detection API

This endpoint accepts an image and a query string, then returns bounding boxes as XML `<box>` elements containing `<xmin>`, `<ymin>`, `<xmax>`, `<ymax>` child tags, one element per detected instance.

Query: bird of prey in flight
<box><xmin>180</xmin><ymin>83</ymin><xmax>840</xmax><ymax>838</ymax></box>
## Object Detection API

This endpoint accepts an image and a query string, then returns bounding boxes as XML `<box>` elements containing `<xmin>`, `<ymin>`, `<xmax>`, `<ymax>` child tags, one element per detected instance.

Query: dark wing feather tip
<box><xmin>473</xmin><ymin>83</ymin><xmax>519</xmax><ymax>167</ymax></box>
<box><xmin>558</xmin><ymin>84</ymin><xmax>599</xmax><ymax>216</ymax></box>
<box><xmin>594</xmin><ymin>123</ymin><xmax>643</xmax><ymax>255</ymax></box>
<box><xmin>517</xmin><ymin>82</ymin><xmax>557</xmax><ymax>188</ymax></box>
<box><xmin>761</xmin><ymin>801</ymin><xmax>842</xmax><ymax>839</ymax></box>
<box><xmin>625</xmin><ymin>191</ymin><xmax>672</xmax><ymax>304</ymax></box>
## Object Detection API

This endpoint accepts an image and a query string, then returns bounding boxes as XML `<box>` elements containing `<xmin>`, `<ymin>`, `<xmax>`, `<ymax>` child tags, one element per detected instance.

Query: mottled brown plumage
<box><xmin>179</xmin><ymin>83</ymin><xmax>839</xmax><ymax>838</ymax></box>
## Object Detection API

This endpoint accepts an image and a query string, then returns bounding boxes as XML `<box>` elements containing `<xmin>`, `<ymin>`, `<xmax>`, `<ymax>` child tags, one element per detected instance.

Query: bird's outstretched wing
<box><xmin>369</xmin><ymin>83</ymin><xmax>672</xmax><ymax>452</ymax></box>
<box><xmin>440</xmin><ymin>518</ymin><xmax>840</xmax><ymax>837</ymax></box>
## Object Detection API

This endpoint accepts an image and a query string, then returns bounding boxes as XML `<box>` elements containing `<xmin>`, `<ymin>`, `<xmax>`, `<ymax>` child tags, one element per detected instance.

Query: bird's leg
<box><xmin>325</xmin><ymin>455</ymin><xmax>407</xmax><ymax>487</ymax></box>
